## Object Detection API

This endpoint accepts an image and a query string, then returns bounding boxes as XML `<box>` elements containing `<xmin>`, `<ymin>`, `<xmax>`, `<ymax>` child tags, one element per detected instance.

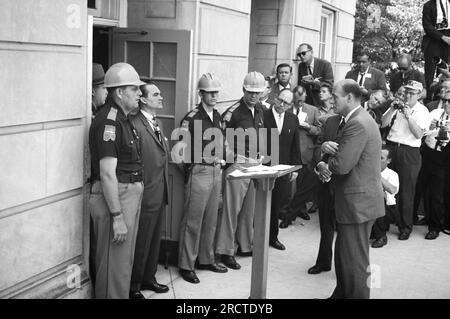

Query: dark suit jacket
<box><xmin>314</xmin><ymin>114</ymin><xmax>342</xmax><ymax>165</ymax></box>
<box><xmin>422</xmin><ymin>0</ymin><xmax>447</xmax><ymax>52</ymax></box>
<box><xmin>345</xmin><ymin>67</ymin><xmax>387</xmax><ymax>95</ymax></box>
<box><xmin>298</xmin><ymin>57</ymin><xmax>334</xmax><ymax>106</ymax></box>
<box><xmin>287</xmin><ymin>103</ymin><xmax>321</xmax><ymax>165</ymax></box>
<box><xmin>131</xmin><ymin>110</ymin><xmax>169</xmax><ymax>213</ymax></box>
<box><xmin>328</xmin><ymin>107</ymin><xmax>384</xmax><ymax>224</ymax></box>
<box><xmin>263</xmin><ymin>109</ymin><xmax>301</xmax><ymax>166</ymax></box>
<box><xmin>426</xmin><ymin>99</ymin><xmax>440</xmax><ymax>111</ymax></box>
<box><xmin>267</xmin><ymin>83</ymin><xmax>292</xmax><ymax>105</ymax></box>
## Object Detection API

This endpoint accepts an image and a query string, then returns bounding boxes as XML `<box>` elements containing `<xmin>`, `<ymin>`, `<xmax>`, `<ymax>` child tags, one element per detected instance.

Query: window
<box><xmin>319</xmin><ymin>8</ymin><xmax>335</xmax><ymax>62</ymax></box>
<box><xmin>88</xmin><ymin>0</ymin><xmax>97</xmax><ymax>9</ymax></box>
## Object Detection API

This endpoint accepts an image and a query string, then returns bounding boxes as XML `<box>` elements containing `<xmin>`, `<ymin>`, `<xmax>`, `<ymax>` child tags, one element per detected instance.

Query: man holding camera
<box><xmin>422</xmin><ymin>0</ymin><xmax>450</xmax><ymax>100</ymax></box>
<box><xmin>422</xmin><ymin>88</ymin><xmax>450</xmax><ymax>239</ymax></box>
<box><xmin>381</xmin><ymin>80</ymin><xmax>431</xmax><ymax>240</ymax></box>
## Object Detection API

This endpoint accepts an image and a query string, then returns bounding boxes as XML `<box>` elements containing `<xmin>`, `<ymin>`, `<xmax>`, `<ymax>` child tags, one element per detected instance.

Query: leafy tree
<box><xmin>353</xmin><ymin>0</ymin><xmax>426</xmax><ymax>66</ymax></box>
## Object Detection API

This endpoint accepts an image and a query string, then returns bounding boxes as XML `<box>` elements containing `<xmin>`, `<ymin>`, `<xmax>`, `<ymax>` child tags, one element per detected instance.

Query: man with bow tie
<box><xmin>345</xmin><ymin>54</ymin><xmax>387</xmax><ymax>104</ymax></box>
<box><xmin>129</xmin><ymin>82</ymin><xmax>170</xmax><ymax>298</ymax></box>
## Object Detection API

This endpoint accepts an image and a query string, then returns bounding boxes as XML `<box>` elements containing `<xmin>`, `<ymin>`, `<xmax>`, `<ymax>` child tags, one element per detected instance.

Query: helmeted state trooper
<box><xmin>215</xmin><ymin>71</ymin><xmax>266</xmax><ymax>270</ymax></box>
<box><xmin>89</xmin><ymin>62</ymin><xmax>145</xmax><ymax>299</ymax></box>
<box><xmin>176</xmin><ymin>73</ymin><xmax>228</xmax><ymax>284</ymax></box>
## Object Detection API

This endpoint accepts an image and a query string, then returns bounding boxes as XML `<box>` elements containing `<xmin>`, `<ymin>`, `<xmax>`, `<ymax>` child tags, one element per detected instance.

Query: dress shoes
<box><xmin>279</xmin><ymin>219</ymin><xmax>292</xmax><ymax>229</ymax></box>
<box><xmin>197</xmin><ymin>263</ymin><xmax>228</xmax><ymax>273</ymax></box>
<box><xmin>307</xmin><ymin>265</ymin><xmax>331</xmax><ymax>275</ymax></box>
<box><xmin>297</xmin><ymin>211</ymin><xmax>310</xmax><ymax>220</ymax></box>
<box><xmin>398</xmin><ymin>232</ymin><xmax>410</xmax><ymax>240</ymax></box>
<box><xmin>425</xmin><ymin>230</ymin><xmax>439</xmax><ymax>240</ymax></box>
<box><xmin>307</xmin><ymin>204</ymin><xmax>318</xmax><ymax>214</ymax></box>
<box><xmin>442</xmin><ymin>229</ymin><xmax>450</xmax><ymax>235</ymax></box>
<box><xmin>129</xmin><ymin>291</ymin><xmax>146</xmax><ymax>299</ymax></box>
<box><xmin>179</xmin><ymin>269</ymin><xmax>200</xmax><ymax>284</ymax></box>
<box><xmin>414</xmin><ymin>218</ymin><xmax>427</xmax><ymax>226</ymax></box>
<box><xmin>236</xmin><ymin>247</ymin><xmax>252</xmax><ymax>257</ymax></box>
<box><xmin>141</xmin><ymin>281</ymin><xmax>169</xmax><ymax>293</ymax></box>
<box><xmin>371</xmin><ymin>236</ymin><xmax>387</xmax><ymax>248</ymax></box>
<box><xmin>269</xmin><ymin>239</ymin><xmax>286</xmax><ymax>250</ymax></box>
<box><xmin>221</xmin><ymin>255</ymin><xmax>241</xmax><ymax>270</ymax></box>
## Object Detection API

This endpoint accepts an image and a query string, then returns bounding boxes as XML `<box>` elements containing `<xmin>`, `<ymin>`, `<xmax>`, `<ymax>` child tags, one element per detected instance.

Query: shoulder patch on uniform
<box><xmin>223</xmin><ymin>102</ymin><xmax>240</xmax><ymax>122</ymax></box>
<box><xmin>107</xmin><ymin>107</ymin><xmax>118</xmax><ymax>121</ymax></box>
<box><xmin>103</xmin><ymin>125</ymin><xmax>116</xmax><ymax>141</ymax></box>
<box><xmin>181</xmin><ymin>120</ymin><xmax>190</xmax><ymax>130</ymax></box>
<box><xmin>186</xmin><ymin>109</ymin><xmax>199</xmax><ymax>118</ymax></box>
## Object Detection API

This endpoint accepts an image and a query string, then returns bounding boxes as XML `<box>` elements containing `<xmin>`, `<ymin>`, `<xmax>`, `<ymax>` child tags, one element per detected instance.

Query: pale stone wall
<box><xmin>128</xmin><ymin>0</ymin><xmax>252</xmax><ymax>113</ymax></box>
<box><xmin>0</xmin><ymin>0</ymin><xmax>90</xmax><ymax>298</ymax></box>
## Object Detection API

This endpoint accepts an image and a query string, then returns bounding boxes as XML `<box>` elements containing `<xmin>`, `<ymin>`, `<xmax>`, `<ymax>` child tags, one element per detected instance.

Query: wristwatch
<box><xmin>111</xmin><ymin>211</ymin><xmax>122</xmax><ymax>218</ymax></box>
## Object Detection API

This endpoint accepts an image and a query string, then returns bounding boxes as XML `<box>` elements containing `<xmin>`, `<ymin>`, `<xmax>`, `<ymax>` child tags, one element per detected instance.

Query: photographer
<box><xmin>381</xmin><ymin>80</ymin><xmax>432</xmax><ymax>240</ymax></box>
<box><xmin>422</xmin><ymin>88</ymin><xmax>450</xmax><ymax>239</ymax></box>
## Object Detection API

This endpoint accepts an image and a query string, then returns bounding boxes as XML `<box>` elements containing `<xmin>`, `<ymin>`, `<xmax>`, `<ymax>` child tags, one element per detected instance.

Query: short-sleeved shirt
<box><xmin>180</xmin><ymin>103</ymin><xmax>224</xmax><ymax>164</ymax></box>
<box><xmin>381</xmin><ymin>167</ymin><xmax>399</xmax><ymax>206</ymax></box>
<box><xmin>221</xmin><ymin>98</ymin><xmax>265</xmax><ymax>159</ymax></box>
<box><xmin>89</xmin><ymin>101</ymin><xmax>143</xmax><ymax>182</ymax></box>
<box><xmin>385</xmin><ymin>101</ymin><xmax>431</xmax><ymax>147</ymax></box>
<box><xmin>390</xmin><ymin>69</ymin><xmax>426</xmax><ymax>95</ymax></box>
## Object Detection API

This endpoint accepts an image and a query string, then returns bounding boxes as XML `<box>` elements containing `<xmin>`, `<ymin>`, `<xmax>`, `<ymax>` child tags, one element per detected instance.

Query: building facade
<box><xmin>0</xmin><ymin>0</ymin><xmax>356</xmax><ymax>298</ymax></box>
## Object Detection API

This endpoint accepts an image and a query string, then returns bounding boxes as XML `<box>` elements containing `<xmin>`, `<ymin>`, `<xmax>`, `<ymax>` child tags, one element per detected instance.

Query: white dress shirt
<box><xmin>272</xmin><ymin>108</ymin><xmax>285</xmax><ymax>134</ymax></box>
<box><xmin>382</xmin><ymin>167</ymin><xmax>399</xmax><ymax>206</ymax></box>
<box><xmin>424</xmin><ymin>108</ymin><xmax>450</xmax><ymax>150</ymax></box>
<box><xmin>385</xmin><ymin>101</ymin><xmax>431</xmax><ymax>147</ymax></box>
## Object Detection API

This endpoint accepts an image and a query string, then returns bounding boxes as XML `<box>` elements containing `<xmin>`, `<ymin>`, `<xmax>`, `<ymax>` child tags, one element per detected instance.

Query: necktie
<box><xmin>308</xmin><ymin>65</ymin><xmax>313</xmax><ymax>76</ymax></box>
<box><xmin>152</xmin><ymin>119</ymin><xmax>162</xmax><ymax>143</ymax></box>
<box><xmin>337</xmin><ymin>117</ymin><xmax>346</xmax><ymax>133</ymax></box>
<box><xmin>358</xmin><ymin>73</ymin><xmax>365</xmax><ymax>86</ymax></box>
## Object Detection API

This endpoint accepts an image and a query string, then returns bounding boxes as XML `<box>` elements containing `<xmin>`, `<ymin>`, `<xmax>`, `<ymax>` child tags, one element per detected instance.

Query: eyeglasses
<box><xmin>275</xmin><ymin>97</ymin><xmax>293</xmax><ymax>107</ymax></box>
<box><xmin>441</xmin><ymin>98</ymin><xmax>450</xmax><ymax>104</ymax></box>
<box><xmin>297</xmin><ymin>50</ymin><xmax>311</xmax><ymax>57</ymax></box>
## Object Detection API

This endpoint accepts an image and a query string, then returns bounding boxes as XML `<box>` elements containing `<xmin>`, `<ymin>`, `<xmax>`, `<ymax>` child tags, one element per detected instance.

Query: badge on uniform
<box><xmin>103</xmin><ymin>125</ymin><xmax>116</xmax><ymax>141</ymax></box>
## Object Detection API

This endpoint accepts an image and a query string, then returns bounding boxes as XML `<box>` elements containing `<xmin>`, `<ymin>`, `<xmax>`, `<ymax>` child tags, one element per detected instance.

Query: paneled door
<box><xmin>111</xmin><ymin>28</ymin><xmax>192</xmax><ymax>256</ymax></box>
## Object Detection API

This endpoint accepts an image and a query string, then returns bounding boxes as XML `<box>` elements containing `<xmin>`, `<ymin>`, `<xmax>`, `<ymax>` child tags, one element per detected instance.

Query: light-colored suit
<box><xmin>327</xmin><ymin>106</ymin><xmax>384</xmax><ymax>299</ymax></box>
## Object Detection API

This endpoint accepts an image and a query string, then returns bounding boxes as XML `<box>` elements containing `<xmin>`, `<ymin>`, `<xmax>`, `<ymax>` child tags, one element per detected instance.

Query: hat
<box><xmin>92</xmin><ymin>63</ymin><xmax>105</xmax><ymax>86</ymax></box>
<box><xmin>404</xmin><ymin>80</ymin><xmax>423</xmax><ymax>92</ymax></box>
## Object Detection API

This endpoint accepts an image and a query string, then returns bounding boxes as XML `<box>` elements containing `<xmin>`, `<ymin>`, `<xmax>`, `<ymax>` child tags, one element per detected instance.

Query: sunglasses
<box><xmin>297</xmin><ymin>50</ymin><xmax>311</xmax><ymax>56</ymax></box>
<box><xmin>441</xmin><ymin>98</ymin><xmax>450</xmax><ymax>103</ymax></box>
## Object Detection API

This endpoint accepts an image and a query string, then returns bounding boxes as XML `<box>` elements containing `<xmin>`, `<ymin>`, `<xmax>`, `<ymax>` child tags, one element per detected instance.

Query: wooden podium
<box><xmin>227</xmin><ymin>165</ymin><xmax>302</xmax><ymax>299</ymax></box>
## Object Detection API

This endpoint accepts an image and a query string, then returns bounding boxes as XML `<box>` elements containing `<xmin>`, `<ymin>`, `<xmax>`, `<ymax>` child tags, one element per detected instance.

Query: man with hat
<box><xmin>381</xmin><ymin>80</ymin><xmax>431</xmax><ymax>240</ymax></box>
<box><xmin>215</xmin><ymin>71</ymin><xmax>266</xmax><ymax>270</ymax></box>
<box><xmin>176</xmin><ymin>73</ymin><xmax>228</xmax><ymax>284</ymax></box>
<box><xmin>89</xmin><ymin>62</ymin><xmax>146</xmax><ymax>298</ymax></box>
<box><xmin>92</xmin><ymin>63</ymin><xmax>108</xmax><ymax>117</ymax></box>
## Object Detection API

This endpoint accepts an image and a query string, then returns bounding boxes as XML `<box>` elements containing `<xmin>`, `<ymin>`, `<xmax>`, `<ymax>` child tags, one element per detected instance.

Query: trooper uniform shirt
<box><xmin>89</xmin><ymin>101</ymin><xmax>143</xmax><ymax>182</ymax></box>
<box><xmin>222</xmin><ymin>98</ymin><xmax>265</xmax><ymax>159</ymax></box>
<box><xmin>180</xmin><ymin>103</ymin><xmax>224</xmax><ymax>164</ymax></box>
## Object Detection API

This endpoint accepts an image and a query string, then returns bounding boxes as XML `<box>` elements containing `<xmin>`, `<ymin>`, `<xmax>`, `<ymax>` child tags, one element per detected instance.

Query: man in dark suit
<box><xmin>264</xmin><ymin>89</ymin><xmax>301</xmax><ymax>250</ymax></box>
<box><xmin>267</xmin><ymin>63</ymin><xmax>293</xmax><ymax>105</ymax></box>
<box><xmin>129</xmin><ymin>83</ymin><xmax>170</xmax><ymax>298</ymax></box>
<box><xmin>307</xmin><ymin>114</ymin><xmax>342</xmax><ymax>275</ymax></box>
<box><xmin>297</xmin><ymin>43</ymin><xmax>334</xmax><ymax>107</ymax></box>
<box><xmin>280</xmin><ymin>85</ymin><xmax>321</xmax><ymax>228</ymax></box>
<box><xmin>345</xmin><ymin>54</ymin><xmax>387</xmax><ymax>103</ymax></box>
<box><xmin>317</xmin><ymin>79</ymin><xmax>384</xmax><ymax>299</ymax></box>
<box><xmin>422</xmin><ymin>0</ymin><xmax>450</xmax><ymax>99</ymax></box>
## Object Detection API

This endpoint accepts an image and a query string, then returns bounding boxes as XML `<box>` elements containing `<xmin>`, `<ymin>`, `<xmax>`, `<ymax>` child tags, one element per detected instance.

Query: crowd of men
<box><xmin>87</xmin><ymin>0</ymin><xmax>450</xmax><ymax>299</ymax></box>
